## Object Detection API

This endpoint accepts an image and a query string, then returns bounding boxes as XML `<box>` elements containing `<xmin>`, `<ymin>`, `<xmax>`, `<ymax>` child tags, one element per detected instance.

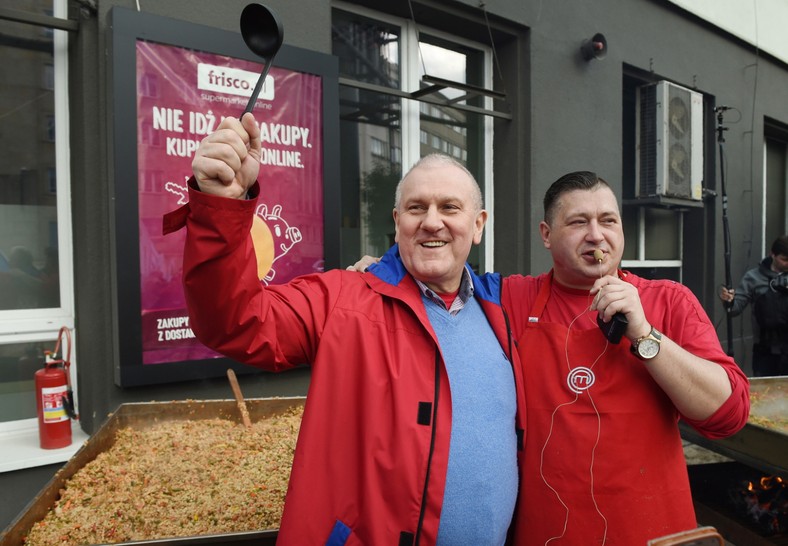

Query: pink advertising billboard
<box><xmin>110</xmin><ymin>8</ymin><xmax>339</xmax><ymax>386</ymax></box>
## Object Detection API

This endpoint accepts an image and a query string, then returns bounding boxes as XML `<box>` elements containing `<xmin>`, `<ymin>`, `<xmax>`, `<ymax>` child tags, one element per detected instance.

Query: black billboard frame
<box><xmin>108</xmin><ymin>6</ymin><xmax>339</xmax><ymax>387</ymax></box>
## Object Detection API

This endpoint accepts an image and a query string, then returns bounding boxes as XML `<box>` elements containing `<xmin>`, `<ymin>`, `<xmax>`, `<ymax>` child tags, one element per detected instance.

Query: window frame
<box><xmin>763</xmin><ymin>129</ymin><xmax>788</xmax><ymax>255</ymax></box>
<box><xmin>0</xmin><ymin>0</ymin><xmax>74</xmax><ymax>334</ymax></box>
<box><xmin>333</xmin><ymin>1</ymin><xmax>495</xmax><ymax>271</ymax></box>
<box><xmin>0</xmin><ymin>0</ymin><xmax>77</xmax><ymax>462</ymax></box>
<box><xmin>620</xmin><ymin>207</ymin><xmax>685</xmax><ymax>282</ymax></box>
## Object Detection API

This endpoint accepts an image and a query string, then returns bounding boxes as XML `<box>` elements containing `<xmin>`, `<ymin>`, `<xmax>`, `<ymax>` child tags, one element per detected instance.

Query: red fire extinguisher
<box><xmin>35</xmin><ymin>326</ymin><xmax>78</xmax><ymax>449</ymax></box>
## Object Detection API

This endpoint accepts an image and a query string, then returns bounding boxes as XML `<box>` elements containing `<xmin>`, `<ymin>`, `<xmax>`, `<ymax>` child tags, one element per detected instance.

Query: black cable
<box><xmin>716</xmin><ymin>106</ymin><xmax>734</xmax><ymax>357</ymax></box>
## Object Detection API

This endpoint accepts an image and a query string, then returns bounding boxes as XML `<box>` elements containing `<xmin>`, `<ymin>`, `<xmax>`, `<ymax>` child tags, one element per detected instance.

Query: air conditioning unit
<box><xmin>636</xmin><ymin>81</ymin><xmax>703</xmax><ymax>201</ymax></box>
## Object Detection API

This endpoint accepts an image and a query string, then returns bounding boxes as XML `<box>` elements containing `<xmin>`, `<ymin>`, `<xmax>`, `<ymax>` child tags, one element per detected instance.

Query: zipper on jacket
<box><xmin>413</xmin><ymin>348</ymin><xmax>441</xmax><ymax>546</ymax></box>
<box><xmin>501</xmin><ymin>299</ymin><xmax>524</xmax><ymax>452</ymax></box>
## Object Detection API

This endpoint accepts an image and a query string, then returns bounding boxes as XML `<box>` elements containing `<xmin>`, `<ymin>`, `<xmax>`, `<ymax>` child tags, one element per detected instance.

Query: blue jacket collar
<box><xmin>367</xmin><ymin>244</ymin><xmax>501</xmax><ymax>304</ymax></box>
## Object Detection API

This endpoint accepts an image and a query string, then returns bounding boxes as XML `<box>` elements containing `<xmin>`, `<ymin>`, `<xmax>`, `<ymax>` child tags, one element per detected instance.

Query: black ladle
<box><xmin>240</xmin><ymin>3</ymin><xmax>284</xmax><ymax>115</ymax></box>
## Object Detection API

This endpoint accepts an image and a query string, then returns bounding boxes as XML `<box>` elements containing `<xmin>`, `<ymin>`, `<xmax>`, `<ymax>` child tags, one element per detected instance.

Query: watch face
<box><xmin>639</xmin><ymin>339</ymin><xmax>660</xmax><ymax>359</ymax></box>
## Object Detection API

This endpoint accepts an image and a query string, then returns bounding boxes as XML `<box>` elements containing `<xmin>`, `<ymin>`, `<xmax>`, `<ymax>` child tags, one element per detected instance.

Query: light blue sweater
<box><xmin>425</xmin><ymin>295</ymin><xmax>518</xmax><ymax>546</ymax></box>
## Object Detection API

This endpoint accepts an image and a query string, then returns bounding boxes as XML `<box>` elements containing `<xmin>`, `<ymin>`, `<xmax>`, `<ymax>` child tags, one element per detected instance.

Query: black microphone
<box><xmin>593</xmin><ymin>248</ymin><xmax>628</xmax><ymax>343</ymax></box>
<box><xmin>714</xmin><ymin>105</ymin><xmax>732</xmax><ymax>112</ymax></box>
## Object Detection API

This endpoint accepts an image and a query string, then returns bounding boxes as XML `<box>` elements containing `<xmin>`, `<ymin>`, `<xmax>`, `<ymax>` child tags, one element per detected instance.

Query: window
<box><xmin>621</xmin><ymin>206</ymin><xmax>683</xmax><ymax>281</ymax></box>
<box><xmin>141</xmin><ymin>170</ymin><xmax>165</xmax><ymax>194</ymax></box>
<box><xmin>46</xmin><ymin>115</ymin><xmax>56</xmax><ymax>142</ymax></box>
<box><xmin>332</xmin><ymin>3</ymin><xmax>493</xmax><ymax>271</ymax></box>
<box><xmin>764</xmin><ymin>122</ymin><xmax>788</xmax><ymax>252</ymax></box>
<box><xmin>140</xmin><ymin>121</ymin><xmax>163</xmax><ymax>146</ymax></box>
<box><xmin>139</xmin><ymin>72</ymin><xmax>159</xmax><ymax>98</ymax></box>
<box><xmin>0</xmin><ymin>337</ymin><xmax>60</xmax><ymax>421</ymax></box>
<box><xmin>0</xmin><ymin>0</ymin><xmax>75</xmax><ymax>457</ymax></box>
<box><xmin>370</xmin><ymin>136</ymin><xmax>387</xmax><ymax>158</ymax></box>
<box><xmin>43</xmin><ymin>63</ymin><xmax>55</xmax><ymax>90</ymax></box>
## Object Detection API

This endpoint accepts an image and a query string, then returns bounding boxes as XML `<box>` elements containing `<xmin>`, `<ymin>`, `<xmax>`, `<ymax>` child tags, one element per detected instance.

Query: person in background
<box><xmin>164</xmin><ymin>112</ymin><xmax>526</xmax><ymax>546</ymax></box>
<box><xmin>720</xmin><ymin>234</ymin><xmax>788</xmax><ymax>376</ymax></box>
<box><xmin>502</xmin><ymin>171</ymin><xmax>750</xmax><ymax>545</ymax></box>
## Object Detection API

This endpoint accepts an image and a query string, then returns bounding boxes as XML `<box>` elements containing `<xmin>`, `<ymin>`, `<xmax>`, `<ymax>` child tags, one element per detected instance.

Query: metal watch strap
<box><xmin>630</xmin><ymin>326</ymin><xmax>662</xmax><ymax>360</ymax></box>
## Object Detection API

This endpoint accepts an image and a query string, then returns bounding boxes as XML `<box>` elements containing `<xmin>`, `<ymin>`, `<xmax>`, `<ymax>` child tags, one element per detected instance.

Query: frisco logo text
<box><xmin>197</xmin><ymin>63</ymin><xmax>275</xmax><ymax>101</ymax></box>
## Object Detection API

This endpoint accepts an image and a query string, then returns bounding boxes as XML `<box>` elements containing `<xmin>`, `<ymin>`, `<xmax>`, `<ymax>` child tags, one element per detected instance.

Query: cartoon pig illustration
<box><xmin>165</xmin><ymin>182</ymin><xmax>302</xmax><ymax>285</ymax></box>
<box><xmin>251</xmin><ymin>203</ymin><xmax>302</xmax><ymax>284</ymax></box>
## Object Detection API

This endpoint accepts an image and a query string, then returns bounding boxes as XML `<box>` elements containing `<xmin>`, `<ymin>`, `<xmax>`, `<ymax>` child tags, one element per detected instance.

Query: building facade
<box><xmin>1</xmin><ymin>0</ymin><xmax>787</xmax><ymax>530</ymax></box>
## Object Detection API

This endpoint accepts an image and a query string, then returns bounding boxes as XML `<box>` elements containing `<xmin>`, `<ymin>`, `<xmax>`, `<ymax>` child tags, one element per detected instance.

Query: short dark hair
<box><xmin>772</xmin><ymin>235</ymin><xmax>788</xmax><ymax>256</ymax></box>
<box><xmin>543</xmin><ymin>171</ymin><xmax>612</xmax><ymax>224</ymax></box>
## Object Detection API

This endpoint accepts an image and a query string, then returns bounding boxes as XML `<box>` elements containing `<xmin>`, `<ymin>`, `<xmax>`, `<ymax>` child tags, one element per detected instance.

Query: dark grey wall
<box><xmin>3</xmin><ymin>0</ymin><xmax>788</xmax><ymax>531</ymax></box>
<box><xmin>482</xmin><ymin>0</ymin><xmax>788</xmax><ymax>367</ymax></box>
<box><xmin>506</xmin><ymin>0</ymin><xmax>783</xmax><ymax>284</ymax></box>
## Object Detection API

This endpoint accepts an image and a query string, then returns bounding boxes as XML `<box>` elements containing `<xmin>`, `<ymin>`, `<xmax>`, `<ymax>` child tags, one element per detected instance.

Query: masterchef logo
<box><xmin>567</xmin><ymin>366</ymin><xmax>595</xmax><ymax>394</ymax></box>
<box><xmin>197</xmin><ymin>63</ymin><xmax>275</xmax><ymax>101</ymax></box>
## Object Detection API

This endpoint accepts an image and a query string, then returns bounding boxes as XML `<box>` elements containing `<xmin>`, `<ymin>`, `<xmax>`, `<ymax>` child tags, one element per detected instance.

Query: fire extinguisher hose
<box><xmin>53</xmin><ymin>326</ymin><xmax>78</xmax><ymax>420</ymax></box>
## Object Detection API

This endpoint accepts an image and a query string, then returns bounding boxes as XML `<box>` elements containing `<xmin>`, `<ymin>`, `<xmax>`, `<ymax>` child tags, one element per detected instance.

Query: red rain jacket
<box><xmin>173</xmin><ymin>181</ymin><xmax>527</xmax><ymax>546</ymax></box>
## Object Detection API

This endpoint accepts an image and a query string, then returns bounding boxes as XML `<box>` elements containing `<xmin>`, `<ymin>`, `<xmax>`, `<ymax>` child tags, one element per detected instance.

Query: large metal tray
<box><xmin>1</xmin><ymin>397</ymin><xmax>305</xmax><ymax>546</ymax></box>
<box><xmin>680</xmin><ymin>376</ymin><xmax>788</xmax><ymax>475</ymax></box>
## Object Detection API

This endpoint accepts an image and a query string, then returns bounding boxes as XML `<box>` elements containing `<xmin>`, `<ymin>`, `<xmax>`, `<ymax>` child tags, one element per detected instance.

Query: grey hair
<box><xmin>394</xmin><ymin>153</ymin><xmax>483</xmax><ymax>211</ymax></box>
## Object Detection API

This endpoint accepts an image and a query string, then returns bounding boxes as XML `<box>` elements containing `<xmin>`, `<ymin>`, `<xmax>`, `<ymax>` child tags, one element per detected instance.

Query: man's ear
<box><xmin>393</xmin><ymin>208</ymin><xmax>400</xmax><ymax>243</ymax></box>
<box><xmin>539</xmin><ymin>221</ymin><xmax>552</xmax><ymax>249</ymax></box>
<box><xmin>472</xmin><ymin>210</ymin><xmax>488</xmax><ymax>245</ymax></box>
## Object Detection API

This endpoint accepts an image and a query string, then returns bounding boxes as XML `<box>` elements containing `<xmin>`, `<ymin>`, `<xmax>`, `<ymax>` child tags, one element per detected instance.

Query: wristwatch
<box><xmin>630</xmin><ymin>326</ymin><xmax>662</xmax><ymax>360</ymax></box>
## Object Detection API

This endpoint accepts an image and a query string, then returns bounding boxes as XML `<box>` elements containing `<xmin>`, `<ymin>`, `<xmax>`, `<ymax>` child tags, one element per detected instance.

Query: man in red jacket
<box><xmin>170</xmin><ymin>113</ymin><xmax>526</xmax><ymax>545</ymax></box>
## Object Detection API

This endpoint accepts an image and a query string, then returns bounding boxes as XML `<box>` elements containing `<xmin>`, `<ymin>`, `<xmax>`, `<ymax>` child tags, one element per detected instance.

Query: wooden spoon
<box><xmin>227</xmin><ymin>368</ymin><xmax>252</xmax><ymax>428</ymax></box>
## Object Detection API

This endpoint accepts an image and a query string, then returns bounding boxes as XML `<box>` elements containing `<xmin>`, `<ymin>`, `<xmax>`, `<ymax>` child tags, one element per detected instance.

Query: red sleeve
<box><xmin>636</xmin><ymin>277</ymin><xmax>751</xmax><ymax>439</ymax></box>
<box><xmin>681</xmin><ymin>365</ymin><xmax>750</xmax><ymax>439</ymax></box>
<box><xmin>182</xmin><ymin>179</ymin><xmax>333</xmax><ymax>370</ymax></box>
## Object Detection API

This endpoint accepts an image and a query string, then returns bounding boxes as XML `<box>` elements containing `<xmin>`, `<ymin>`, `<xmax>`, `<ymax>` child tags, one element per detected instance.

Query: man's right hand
<box><xmin>346</xmin><ymin>255</ymin><xmax>380</xmax><ymax>272</ymax></box>
<box><xmin>192</xmin><ymin>113</ymin><xmax>261</xmax><ymax>199</ymax></box>
<box><xmin>719</xmin><ymin>286</ymin><xmax>735</xmax><ymax>303</ymax></box>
